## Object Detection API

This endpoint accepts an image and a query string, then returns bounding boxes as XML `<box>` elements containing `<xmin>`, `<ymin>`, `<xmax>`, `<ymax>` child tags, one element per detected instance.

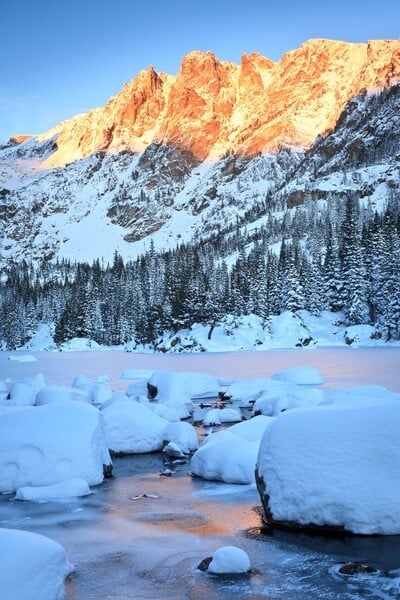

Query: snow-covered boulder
<box><xmin>256</xmin><ymin>399</ymin><xmax>400</xmax><ymax>534</ymax></box>
<box><xmin>0</xmin><ymin>402</ymin><xmax>111</xmax><ymax>492</ymax></box>
<box><xmin>191</xmin><ymin>415</ymin><xmax>274</xmax><ymax>484</ymax></box>
<box><xmin>148</xmin><ymin>370</ymin><xmax>219</xmax><ymax>401</ymax></box>
<box><xmin>0</xmin><ymin>380</ymin><xmax>8</xmax><ymax>403</ymax></box>
<box><xmin>126</xmin><ymin>379</ymin><xmax>149</xmax><ymax>398</ymax></box>
<box><xmin>191</xmin><ymin>433</ymin><xmax>252</xmax><ymax>485</ymax></box>
<box><xmin>271</xmin><ymin>366</ymin><xmax>324</xmax><ymax>385</ymax></box>
<box><xmin>8</xmin><ymin>374</ymin><xmax>46</xmax><ymax>406</ymax></box>
<box><xmin>36</xmin><ymin>385</ymin><xmax>90</xmax><ymax>405</ymax></box>
<box><xmin>163</xmin><ymin>421</ymin><xmax>199</xmax><ymax>453</ymax></box>
<box><xmin>162</xmin><ymin>442</ymin><xmax>185</xmax><ymax>458</ymax></box>
<box><xmin>0</xmin><ymin>528</ymin><xmax>73</xmax><ymax>600</ymax></box>
<box><xmin>203</xmin><ymin>408</ymin><xmax>242</xmax><ymax>426</ymax></box>
<box><xmin>15</xmin><ymin>478</ymin><xmax>91</xmax><ymax>502</ymax></box>
<box><xmin>225</xmin><ymin>378</ymin><xmax>290</xmax><ymax>408</ymax></box>
<box><xmin>102</xmin><ymin>398</ymin><xmax>168</xmax><ymax>454</ymax></box>
<box><xmin>147</xmin><ymin>401</ymin><xmax>183</xmax><ymax>422</ymax></box>
<box><xmin>208</xmin><ymin>546</ymin><xmax>251</xmax><ymax>574</ymax></box>
<box><xmin>252</xmin><ymin>386</ymin><xmax>324</xmax><ymax>416</ymax></box>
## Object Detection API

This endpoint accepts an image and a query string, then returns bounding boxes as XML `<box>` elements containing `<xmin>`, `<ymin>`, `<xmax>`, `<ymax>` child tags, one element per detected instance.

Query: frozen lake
<box><xmin>1</xmin><ymin>347</ymin><xmax>400</xmax><ymax>599</ymax></box>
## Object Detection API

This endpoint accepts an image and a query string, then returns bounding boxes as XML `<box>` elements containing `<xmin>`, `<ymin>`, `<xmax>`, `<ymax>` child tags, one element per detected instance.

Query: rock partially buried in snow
<box><xmin>0</xmin><ymin>528</ymin><xmax>73</xmax><ymax>600</ymax></box>
<box><xmin>0</xmin><ymin>402</ymin><xmax>112</xmax><ymax>492</ymax></box>
<box><xmin>162</xmin><ymin>441</ymin><xmax>185</xmax><ymax>458</ymax></box>
<box><xmin>271</xmin><ymin>367</ymin><xmax>324</xmax><ymax>385</ymax></box>
<box><xmin>255</xmin><ymin>397</ymin><xmax>400</xmax><ymax>534</ymax></box>
<box><xmin>15</xmin><ymin>478</ymin><xmax>91</xmax><ymax>502</ymax></box>
<box><xmin>207</xmin><ymin>546</ymin><xmax>251</xmax><ymax>574</ymax></box>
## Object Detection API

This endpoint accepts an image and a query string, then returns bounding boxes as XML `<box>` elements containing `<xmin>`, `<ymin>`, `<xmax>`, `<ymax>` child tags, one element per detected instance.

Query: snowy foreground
<box><xmin>1</xmin><ymin>349</ymin><xmax>400</xmax><ymax>599</ymax></box>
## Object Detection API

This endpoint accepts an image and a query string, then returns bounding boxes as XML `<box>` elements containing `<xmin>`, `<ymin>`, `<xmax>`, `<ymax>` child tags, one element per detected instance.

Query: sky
<box><xmin>1</xmin><ymin>0</ymin><xmax>399</xmax><ymax>142</ymax></box>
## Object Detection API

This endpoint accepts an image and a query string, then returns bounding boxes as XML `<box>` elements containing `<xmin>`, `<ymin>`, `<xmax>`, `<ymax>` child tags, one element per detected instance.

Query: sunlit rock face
<box><xmin>31</xmin><ymin>38</ymin><xmax>400</xmax><ymax>167</ymax></box>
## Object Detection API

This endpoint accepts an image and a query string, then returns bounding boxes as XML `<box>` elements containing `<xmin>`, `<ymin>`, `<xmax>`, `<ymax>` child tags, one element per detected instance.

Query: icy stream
<box><xmin>1</xmin><ymin>348</ymin><xmax>400</xmax><ymax>599</ymax></box>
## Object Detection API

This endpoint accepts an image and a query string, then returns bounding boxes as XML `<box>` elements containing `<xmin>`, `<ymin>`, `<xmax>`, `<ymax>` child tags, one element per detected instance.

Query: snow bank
<box><xmin>256</xmin><ymin>398</ymin><xmax>400</xmax><ymax>534</ymax></box>
<box><xmin>0</xmin><ymin>528</ymin><xmax>73</xmax><ymax>600</ymax></box>
<box><xmin>15</xmin><ymin>478</ymin><xmax>91</xmax><ymax>502</ymax></box>
<box><xmin>208</xmin><ymin>546</ymin><xmax>251</xmax><ymax>574</ymax></box>
<box><xmin>0</xmin><ymin>402</ymin><xmax>111</xmax><ymax>492</ymax></box>
<box><xmin>102</xmin><ymin>398</ymin><xmax>168</xmax><ymax>453</ymax></box>
<box><xmin>203</xmin><ymin>408</ymin><xmax>242</xmax><ymax>426</ymax></box>
<box><xmin>271</xmin><ymin>366</ymin><xmax>324</xmax><ymax>385</ymax></box>
<box><xmin>191</xmin><ymin>416</ymin><xmax>273</xmax><ymax>484</ymax></box>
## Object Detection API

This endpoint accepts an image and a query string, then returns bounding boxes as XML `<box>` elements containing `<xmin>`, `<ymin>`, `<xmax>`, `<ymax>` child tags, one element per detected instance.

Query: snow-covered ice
<box><xmin>271</xmin><ymin>366</ymin><xmax>324</xmax><ymax>385</ymax></box>
<box><xmin>15</xmin><ymin>478</ymin><xmax>91</xmax><ymax>502</ymax></box>
<box><xmin>256</xmin><ymin>397</ymin><xmax>400</xmax><ymax>534</ymax></box>
<box><xmin>9</xmin><ymin>354</ymin><xmax>37</xmax><ymax>363</ymax></box>
<box><xmin>122</xmin><ymin>368</ymin><xmax>154</xmax><ymax>380</ymax></box>
<box><xmin>208</xmin><ymin>546</ymin><xmax>251</xmax><ymax>574</ymax></box>
<box><xmin>0</xmin><ymin>528</ymin><xmax>73</xmax><ymax>600</ymax></box>
<box><xmin>0</xmin><ymin>402</ymin><xmax>111</xmax><ymax>492</ymax></box>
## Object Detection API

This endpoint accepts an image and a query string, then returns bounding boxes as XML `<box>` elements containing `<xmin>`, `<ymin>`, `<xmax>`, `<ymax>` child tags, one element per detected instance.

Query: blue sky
<box><xmin>1</xmin><ymin>0</ymin><xmax>399</xmax><ymax>141</ymax></box>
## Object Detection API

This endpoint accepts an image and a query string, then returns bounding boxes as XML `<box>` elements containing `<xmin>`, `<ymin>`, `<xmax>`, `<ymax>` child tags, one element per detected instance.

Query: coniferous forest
<box><xmin>1</xmin><ymin>190</ymin><xmax>400</xmax><ymax>350</ymax></box>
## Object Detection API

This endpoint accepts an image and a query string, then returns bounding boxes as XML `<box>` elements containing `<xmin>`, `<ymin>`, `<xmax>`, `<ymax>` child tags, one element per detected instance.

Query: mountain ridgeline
<box><xmin>1</xmin><ymin>40</ymin><xmax>400</xmax><ymax>348</ymax></box>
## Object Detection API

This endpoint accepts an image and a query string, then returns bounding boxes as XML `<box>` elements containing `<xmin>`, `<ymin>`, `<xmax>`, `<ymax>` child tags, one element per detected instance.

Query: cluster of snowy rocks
<box><xmin>1</xmin><ymin>363</ymin><xmax>400</xmax><ymax>597</ymax></box>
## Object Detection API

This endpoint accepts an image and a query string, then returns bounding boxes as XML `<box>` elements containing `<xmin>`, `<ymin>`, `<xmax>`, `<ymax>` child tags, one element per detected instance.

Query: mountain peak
<box><xmin>29</xmin><ymin>38</ymin><xmax>400</xmax><ymax>166</ymax></box>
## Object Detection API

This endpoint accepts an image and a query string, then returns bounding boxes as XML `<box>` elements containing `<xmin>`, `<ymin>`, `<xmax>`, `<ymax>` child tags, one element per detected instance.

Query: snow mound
<box><xmin>8</xmin><ymin>374</ymin><xmax>46</xmax><ymax>406</ymax></box>
<box><xmin>0</xmin><ymin>402</ymin><xmax>111</xmax><ymax>492</ymax></box>
<box><xmin>191</xmin><ymin>415</ymin><xmax>273</xmax><ymax>484</ymax></box>
<box><xmin>9</xmin><ymin>354</ymin><xmax>37</xmax><ymax>362</ymax></box>
<box><xmin>36</xmin><ymin>385</ymin><xmax>91</xmax><ymax>405</ymax></box>
<box><xmin>148</xmin><ymin>370</ymin><xmax>219</xmax><ymax>401</ymax></box>
<box><xmin>252</xmin><ymin>386</ymin><xmax>324</xmax><ymax>416</ymax></box>
<box><xmin>163</xmin><ymin>421</ymin><xmax>199</xmax><ymax>453</ymax></box>
<box><xmin>203</xmin><ymin>408</ymin><xmax>242</xmax><ymax>426</ymax></box>
<box><xmin>102</xmin><ymin>398</ymin><xmax>168</xmax><ymax>453</ymax></box>
<box><xmin>256</xmin><ymin>398</ymin><xmax>400</xmax><ymax>534</ymax></box>
<box><xmin>225</xmin><ymin>378</ymin><xmax>290</xmax><ymax>407</ymax></box>
<box><xmin>15</xmin><ymin>478</ymin><xmax>91</xmax><ymax>502</ymax></box>
<box><xmin>208</xmin><ymin>546</ymin><xmax>251</xmax><ymax>574</ymax></box>
<box><xmin>126</xmin><ymin>380</ymin><xmax>149</xmax><ymax>398</ymax></box>
<box><xmin>0</xmin><ymin>528</ymin><xmax>73</xmax><ymax>600</ymax></box>
<box><xmin>271</xmin><ymin>367</ymin><xmax>324</xmax><ymax>385</ymax></box>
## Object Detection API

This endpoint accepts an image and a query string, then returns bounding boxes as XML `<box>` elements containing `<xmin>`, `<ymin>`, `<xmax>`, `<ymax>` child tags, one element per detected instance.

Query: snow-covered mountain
<box><xmin>1</xmin><ymin>38</ymin><xmax>400</xmax><ymax>264</ymax></box>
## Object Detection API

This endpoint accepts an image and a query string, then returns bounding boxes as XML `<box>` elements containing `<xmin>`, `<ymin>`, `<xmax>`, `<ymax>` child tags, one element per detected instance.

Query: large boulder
<box><xmin>256</xmin><ymin>398</ymin><xmax>400</xmax><ymax>534</ymax></box>
<box><xmin>0</xmin><ymin>528</ymin><xmax>73</xmax><ymax>600</ymax></box>
<box><xmin>0</xmin><ymin>402</ymin><xmax>112</xmax><ymax>492</ymax></box>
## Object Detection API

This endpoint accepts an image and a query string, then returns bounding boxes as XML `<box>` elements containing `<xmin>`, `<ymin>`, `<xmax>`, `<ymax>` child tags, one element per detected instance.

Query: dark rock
<box><xmin>147</xmin><ymin>382</ymin><xmax>158</xmax><ymax>399</ymax></box>
<box><xmin>338</xmin><ymin>562</ymin><xmax>378</xmax><ymax>575</ymax></box>
<box><xmin>197</xmin><ymin>556</ymin><xmax>212</xmax><ymax>572</ymax></box>
<box><xmin>103</xmin><ymin>463</ymin><xmax>113</xmax><ymax>478</ymax></box>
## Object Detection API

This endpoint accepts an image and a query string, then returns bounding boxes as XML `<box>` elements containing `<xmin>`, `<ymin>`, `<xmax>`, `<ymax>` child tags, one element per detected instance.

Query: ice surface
<box><xmin>0</xmin><ymin>528</ymin><xmax>73</xmax><ymax>600</ymax></box>
<box><xmin>0</xmin><ymin>402</ymin><xmax>111</xmax><ymax>491</ymax></box>
<box><xmin>256</xmin><ymin>397</ymin><xmax>400</xmax><ymax>534</ymax></box>
<box><xmin>9</xmin><ymin>354</ymin><xmax>37</xmax><ymax>362</ymax></box>
<box><xmin>208</xmin><ymin>546</ymin><xmax>251</xmax><ymax>574</ymax></box>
